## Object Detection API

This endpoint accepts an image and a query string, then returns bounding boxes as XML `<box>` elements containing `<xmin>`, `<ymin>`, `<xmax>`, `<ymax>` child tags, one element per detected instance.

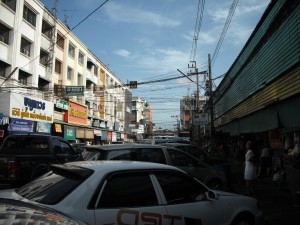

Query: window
<box><xmin>67</xmin><ymin>67</ymin><xmax>73</xmax><ymax>80</ymax></box>
<box><xmin>167</xmin><ymin>149</ymin><xmax>203</xmax><ymax>167</ymax></box>
<box><xmin>78</xmin><ymin>51</ymin><xmax>84</xmax><ymax>65</ymax></box>
<box><xmin>40</xmin><ymin>49</ymin><xmax>49</xmax><ymax>67</ymax></box>
<box><xmin>52</xmin><ymin>139</ymin><xmax>75</xmax><ymax>155</ymax></box>
<box><xmin>55</xmin><ymin>59</ymin><xmax>62</xmax><ymax>74</ymax></box>
<box><xmin>2</xmin><ymin>0</ymin><xmax>16</xmax><ymax>11</ymax></box>
<box><xmin>42</xmin><ymin>19</ymin><xmax>53</xmax><ymax>39</ymax></box>
<box><xmin>56</xmin><ymin>33</ymin><xmax>64</xmax><ymax>49</ymax></box>
<box><xmin>23</xmin><ymin>4</ymin><xmax>36</xmax><ymax>27</ymax></box>
<box><xmin>77</xmin><ymin>73</ymin><xmax>82</xmax><ymax>85</ymax></box>
<box><xmin>0</xmin><ymin>23</ymin><xmax>10</xmax><ymax>45</ymax></box>
<box><xmin>68</xmin><ymin>43</ymin><xmax>75</xmax><ymax>58</ymax></box>
<box><xmin>20</xmin><ymin>37</ymin><xmax>31</xmax><ymax>57</ymax></box>
<box><xmin>98</xmin><ymin>173</ymin><xmax>158</xmax><ymax>208</ymax></box>
<box><xmin>156</xmin><ymin>172</ymin><xmax>207</xmax><ymax>204</ymax></box>
<box><xmin>94</xmin><ymin>65</ymin><xmax>98</xmax><ymax>75</ymax></box>
<box><xmin>138</xmin><ymin>148</ymin><xmax>166</xmax><ymax>164</ymax></box>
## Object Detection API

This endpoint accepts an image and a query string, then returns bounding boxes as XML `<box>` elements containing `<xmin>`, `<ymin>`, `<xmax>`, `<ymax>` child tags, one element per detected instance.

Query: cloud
<box><xmin>114</xmin><ymin>49</ymin><xmax>131</xmax><ymax>57</ymax></box>
<box><xmin>105</xmin><ymin>3</ymin><xmax>181</xmax><ymax>28</ymax></box>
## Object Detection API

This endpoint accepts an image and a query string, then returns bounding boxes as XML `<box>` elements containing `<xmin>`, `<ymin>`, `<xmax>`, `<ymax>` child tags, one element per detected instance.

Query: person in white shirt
<box><xmin>244</xmin><ymin>141</ymin><xmax>257</xmax><ymax>195</ymax></box>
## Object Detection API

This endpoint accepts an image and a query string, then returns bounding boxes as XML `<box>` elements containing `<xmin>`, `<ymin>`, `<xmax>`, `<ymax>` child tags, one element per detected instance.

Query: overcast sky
<box><xmin>41</xmin><ymin>0</ymin><xmax>270</xmax><ymax>130</ymax></box>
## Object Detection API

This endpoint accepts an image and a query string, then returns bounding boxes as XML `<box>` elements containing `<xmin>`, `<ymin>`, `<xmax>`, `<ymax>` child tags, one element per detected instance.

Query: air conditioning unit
<box><xmin>21</xmin><ymin>48</ymin><xmax>29</xmax><ymax>56</ymax></box>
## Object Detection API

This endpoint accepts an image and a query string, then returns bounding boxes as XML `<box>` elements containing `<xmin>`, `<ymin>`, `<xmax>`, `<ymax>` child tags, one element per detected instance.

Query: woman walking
<box><xmin>244</xmin><ymin>141</ymin><xmax>257</xmax><ymax>195</ymax></box>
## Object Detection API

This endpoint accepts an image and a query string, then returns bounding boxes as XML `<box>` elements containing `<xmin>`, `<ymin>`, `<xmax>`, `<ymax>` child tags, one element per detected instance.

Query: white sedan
<box><xmin>0</xmin><ymin>161</ymin><xmax>263</xmax><ymax>225</ymax></box>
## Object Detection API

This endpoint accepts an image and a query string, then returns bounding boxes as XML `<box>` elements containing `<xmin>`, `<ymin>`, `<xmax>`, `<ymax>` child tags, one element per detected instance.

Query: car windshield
<box><xmin>16</xmin><ymin>167</ymin><xmax>92</xmax><ymax>205</ymax></box>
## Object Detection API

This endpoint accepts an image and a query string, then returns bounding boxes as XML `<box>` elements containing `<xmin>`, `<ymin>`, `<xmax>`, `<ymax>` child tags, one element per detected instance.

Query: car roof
<box><xmin>63</xmin><ymin>160</ymin><xmax>181</xmax><ymax>173</ymax></box>
<box><xmin>85</xmin><ymin>143</ymin><xmax>167</xmax><ymax>151</ymax></box>
<box><xmin>162</xmin><ymin>143</ymin><xmax>194</xmax><ymax>146</ymax></box>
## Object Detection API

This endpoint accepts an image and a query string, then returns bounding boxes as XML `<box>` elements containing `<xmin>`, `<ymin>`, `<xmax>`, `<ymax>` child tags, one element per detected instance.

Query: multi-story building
<box><xmin>131</xmin><ymin>96</ymin><xmax>153</xmax><ymax>139</ymax></box>
<box><xmin>0</xmin><ymin>0</ymin><xmax>131</xmax><ymax>143</ymax></box>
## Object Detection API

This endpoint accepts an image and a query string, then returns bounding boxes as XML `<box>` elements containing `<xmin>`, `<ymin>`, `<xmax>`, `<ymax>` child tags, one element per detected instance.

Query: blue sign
<box><xmin>8</xmin><ymin>118</ymin><xmax>34</xmax><ymax>132</ymax></box>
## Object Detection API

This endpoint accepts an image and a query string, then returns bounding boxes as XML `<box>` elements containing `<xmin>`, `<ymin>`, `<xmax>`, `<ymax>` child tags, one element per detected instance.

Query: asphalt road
<box><xmin>229</xmin><ymin>161</ymin><xmax>300</xmax><ymax>225</ymax></box>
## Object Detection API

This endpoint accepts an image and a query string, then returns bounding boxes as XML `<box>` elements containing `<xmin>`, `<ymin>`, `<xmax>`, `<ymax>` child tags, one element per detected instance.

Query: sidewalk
<box><xmin>229</xmin><ymin>161</ymin><xmax>300</xmax><ymax>225</ymax></box>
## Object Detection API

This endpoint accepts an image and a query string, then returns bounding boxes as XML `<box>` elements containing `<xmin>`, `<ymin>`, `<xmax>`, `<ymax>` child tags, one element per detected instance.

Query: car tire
<box><xmin>231</xmin><ymin>215</ymin><xmax>254</xmax><ymax>225</ymax></box>
<box><xmin>207</xmin><ymin>179</ymin><xmax>223</xmax><ymax>190</ymax></box>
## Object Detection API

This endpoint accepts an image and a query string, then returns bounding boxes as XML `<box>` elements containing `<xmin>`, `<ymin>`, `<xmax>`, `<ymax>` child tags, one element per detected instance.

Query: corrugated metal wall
<box><xmin>214</xmin><ymin>0</ymin><xmax>300</xmax><ymax>130</ymax></box>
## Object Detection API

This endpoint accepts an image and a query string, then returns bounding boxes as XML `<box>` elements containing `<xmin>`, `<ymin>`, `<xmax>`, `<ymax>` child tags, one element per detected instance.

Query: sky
<box><xmin>40</xmin><ymin>0</ymin><xmax>270</xmax><ymax>130</ymax></box>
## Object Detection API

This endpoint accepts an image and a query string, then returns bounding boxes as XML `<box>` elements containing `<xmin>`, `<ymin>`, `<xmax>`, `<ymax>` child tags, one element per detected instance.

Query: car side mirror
<box><xmin>205</xmin><ymin>190</ymin><xmax>218</xmax><ymax>200</ymax></box>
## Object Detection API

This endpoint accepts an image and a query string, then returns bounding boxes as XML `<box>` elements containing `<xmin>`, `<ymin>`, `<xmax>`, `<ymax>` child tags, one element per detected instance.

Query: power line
<box><xmin>190</xmin><ymin>0</ymin><xmax>205</xmax><ymax>62</ymax></box>
<box><xmin>212</xmin><ymin>0</ymin><xmax>239</xmax><ymax>66</ymax></box>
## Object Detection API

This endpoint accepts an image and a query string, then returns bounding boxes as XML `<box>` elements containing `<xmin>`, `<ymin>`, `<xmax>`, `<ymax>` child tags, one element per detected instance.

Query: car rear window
<box><xmin>1</xmin><ymin>136</ymin><xmax>50</xmax><ymax>154</ymax></box>
<box><xmin>15</xmin><ymin>166</ymin><xmax>93</xmax><ymax>205</ymax></box>
<box><xmin>82</xmin><ymin>149</ymin><xmax>102</xmax><ymax>160</ymax></box>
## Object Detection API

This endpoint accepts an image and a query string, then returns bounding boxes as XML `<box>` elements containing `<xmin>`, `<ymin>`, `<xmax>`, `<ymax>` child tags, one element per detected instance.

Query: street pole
<box><xmin>208</xmin><ymin>54</ymin><xmax>214</xmax><ymax>147</ymax></box>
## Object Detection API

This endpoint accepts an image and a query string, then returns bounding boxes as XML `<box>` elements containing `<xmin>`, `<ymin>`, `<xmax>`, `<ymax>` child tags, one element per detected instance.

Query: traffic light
<box><xmin>130</xmin><ymin>81</ymin><xmax>137</xmax><ymax>89</ymax></box>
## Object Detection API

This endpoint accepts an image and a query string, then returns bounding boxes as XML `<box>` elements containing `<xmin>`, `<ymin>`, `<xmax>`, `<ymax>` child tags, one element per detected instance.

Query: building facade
<box><xmin>0</xmin><ymin>0</ymin><xmax>132</xmax><ymax>143</ymax></box>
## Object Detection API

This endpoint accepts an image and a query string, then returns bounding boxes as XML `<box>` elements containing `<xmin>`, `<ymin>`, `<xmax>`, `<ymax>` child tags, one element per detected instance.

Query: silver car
<box><xmin>82</xmin><ymin>143</ymin><xmax>228</xmax><ymax>190</ymax></box>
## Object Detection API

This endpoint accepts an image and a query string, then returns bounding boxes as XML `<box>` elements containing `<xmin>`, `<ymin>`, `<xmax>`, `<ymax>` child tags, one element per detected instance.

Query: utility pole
<box><xmin>208</xmin><ymin>54</ymin><xmax>214</xmax><ymax>147</ymax></box>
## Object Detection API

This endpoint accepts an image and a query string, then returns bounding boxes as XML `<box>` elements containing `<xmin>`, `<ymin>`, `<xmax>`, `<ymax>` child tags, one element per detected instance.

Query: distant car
<box><xmin>81</xmin><ymin>143</ymin><xmax>228</xmax><ymax>190</ymax></box>
<box><xmin>0</xmin><ymin>161</ymin><xmax>263</xmax><ymax>225</ymax></box>
<box><xmin>0</xmin><ymin>198</ymin><xmax>87</xmax><ymax>225</ymax></box>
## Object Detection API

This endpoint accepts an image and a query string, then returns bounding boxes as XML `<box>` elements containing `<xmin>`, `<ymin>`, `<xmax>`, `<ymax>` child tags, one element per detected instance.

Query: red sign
<box><xmin>64</xmin><ymin>100</ymin><xmax>88</xmax><ymax>126</ymax></box>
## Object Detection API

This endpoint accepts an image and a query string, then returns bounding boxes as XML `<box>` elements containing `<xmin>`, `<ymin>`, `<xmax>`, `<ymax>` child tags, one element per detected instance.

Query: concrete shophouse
<box><xmin>0</xmin><ymin>0</ymin><xmax>131</xmax><ymax>143</ymax></box>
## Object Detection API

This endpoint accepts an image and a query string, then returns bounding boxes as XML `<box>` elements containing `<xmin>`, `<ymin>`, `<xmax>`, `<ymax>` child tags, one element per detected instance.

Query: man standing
<box><xmin>244</xmin><ymin>141</ymin><xmax>257</xmax><ymax>195</ymax></box>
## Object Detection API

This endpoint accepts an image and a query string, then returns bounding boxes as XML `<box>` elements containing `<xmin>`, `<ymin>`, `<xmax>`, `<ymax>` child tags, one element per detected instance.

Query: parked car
<box><xmin>81</xmin><ymin>143</ymin><xmax>228</xmax><ymax>190</ymax></box>
<box><xmin>161</xmin><ymin>142</ymin><xmax>232</xmax><ymax>182</ymax></box>
<box><xmin>0</xmin><ymin>198</ymin><xmax>87</xmax><ymax>225</ymax></box>
<box><xmin>161</xmin><ymin>143</ymin><xmax>209</xmax><ymax>160</ymax></box>
<box><xmin>0</xmin><ymin>161</ymin><xmax>263</xmax><ymax>225</ymax></box>
<box><xmin>0</xmin><ymin>134</ymin><xmax>83</xmax><ymax>189</ymax></box>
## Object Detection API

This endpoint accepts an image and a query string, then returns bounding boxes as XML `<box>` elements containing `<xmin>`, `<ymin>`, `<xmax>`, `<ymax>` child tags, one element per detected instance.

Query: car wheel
<box><xmin>231</xmin><ymin>215</ymin><xmax>253</xmax><ymax>225</ymax></box>
<box><xmin>207</xmin><ymin>179</ymin><xmax>223</xmax><ymax>190</ymax></box>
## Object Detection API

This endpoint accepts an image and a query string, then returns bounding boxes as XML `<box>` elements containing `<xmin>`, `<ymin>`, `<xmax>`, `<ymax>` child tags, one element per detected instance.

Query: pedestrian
<box><xmin>258</xmin><ymin>143</ymin><xmax>272</xmax><ymax>179</ymax></box>
<box><xmin>244</xmin><ymin>141</ymin><xmax>257</xmax><ymax>195</ymax></box>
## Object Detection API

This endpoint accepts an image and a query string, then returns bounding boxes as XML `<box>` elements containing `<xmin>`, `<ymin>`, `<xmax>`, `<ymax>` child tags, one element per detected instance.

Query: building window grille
<box><xmin>40</xmin><ymin>49</ymin><xmax>49</xmax><ymax>67</ymax></box>
<box><xmin>78</xmin><ymin>51</ymin><xmax>84</xmax><ymax>65</ymax></box>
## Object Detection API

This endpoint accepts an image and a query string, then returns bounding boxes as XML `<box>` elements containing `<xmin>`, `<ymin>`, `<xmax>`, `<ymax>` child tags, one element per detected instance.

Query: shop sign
<box><xmin>65</xmin><ymin>86</ymin><xmax>84</xmax><ymax>96</ymax></box>
<box><xmin>102</xmin><ymin>131</ymin><xmax>107</xmax><ymax>140</ymax></box>
<box><xmin>64</xmin><ymin>126</ymin><xmax>76</xmax><ymax>140</ymax></box>
<box><xmin>3</xmin><ymin>93</ymin><xmax>54</xmax><ymax>123</ymax></box>
<box><xmin>56</xmin><ymin>99</ymin><xmax>69</xmax><ymax>110</ymax></box>
<box><xmin>107</xmin><ymin>131</ymin><xmax>112</xmax><ymax>142</ymax></box>
<box><xmin>7</xmin><ymin>118</ymin><xmax>34</xmax><ymax>132</ymax></box>
<box><xmin>116</xmin><ymin>102</ymin><xmax>123</xmax><ymax>112</ymax></box>
<box><xmin>100</xmin><ymin>121</ymin><xmax>106</xmax><ymax>128</ymax></box>
<box><xmin>85</xmin><ymin>129</ymin><xmax>94</xmax><ymax>139</ymax></box>
<box><xmin>92</xmin><ymin>120</ymin><xmax>100</xmax><ymax>127</ymax></box>
<box><xmin>65</xmin><ymin>100</ymin><xmax>88</xmax><ymax>126</ymax></box>
<box><xmin>112</xmin><ymin>132</ymin><xmax>117</xmax><ymax>142</ymax></box>
<box><xmin>76</xmin><ymin>128</ymin><xmax>85</xmax><ymax>139</ymax></box>
<box><xmin>36</xmin><ymin>122</ymin><xmax>52</xmax><ymax>133</ymax></box>
<box><xmin>54</xmin><ymin>123</ymin><xmax>62</xmax><ymax>133</ymax></box>
<box><xmin>193</xmin><ymin>113</ymin><xmax>209</xmax><ymax>125</ymax></box>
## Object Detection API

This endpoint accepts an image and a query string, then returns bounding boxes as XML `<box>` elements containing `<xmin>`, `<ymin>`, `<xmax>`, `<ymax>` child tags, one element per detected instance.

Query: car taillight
<box><xmin>8</xmin><ymin>160</ymin><xmax>17</xmax><ymax>179</ymax></box>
